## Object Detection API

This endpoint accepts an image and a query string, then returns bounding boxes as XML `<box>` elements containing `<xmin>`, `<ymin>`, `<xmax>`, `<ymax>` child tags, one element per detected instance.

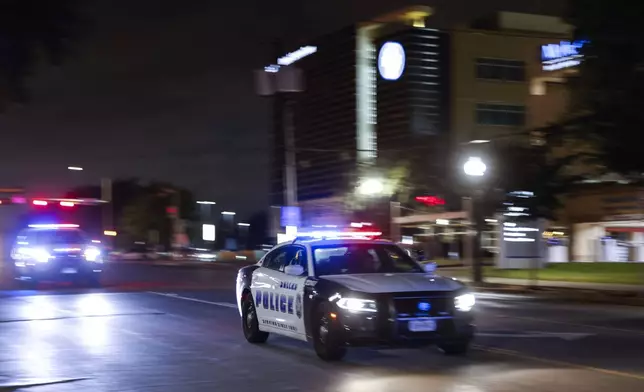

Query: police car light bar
<box><xmin>28</xmin><ymin>224</ymin><xmax>80</xmax><ymax>229</ymax></box>
<box><xmin>295</xmin><ymin>230</ymin><xmax>382</xmax><ymax>240</ymax></box>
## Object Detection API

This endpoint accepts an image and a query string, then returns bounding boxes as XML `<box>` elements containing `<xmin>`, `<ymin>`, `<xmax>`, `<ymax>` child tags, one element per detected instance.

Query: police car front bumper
<box><xmin>14</xmin><ymin>258</ymin><xmax>103</xmax><ymax>280</ymax></box>
<box><xmin>333</xmin><ymin>294</ymin><xmax>475</xmax><ymax>347</ymax></box>
<box><xmin>337</xmin><ymin>312</ymin><xmax>474</xmax><ymax>347</ymax></box>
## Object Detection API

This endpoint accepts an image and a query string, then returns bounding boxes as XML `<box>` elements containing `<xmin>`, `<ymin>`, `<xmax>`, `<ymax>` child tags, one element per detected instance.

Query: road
<box><xmin>1</xmin><ymin>262</ymin><xmax>644</xmax><ymax>391</ymax></box>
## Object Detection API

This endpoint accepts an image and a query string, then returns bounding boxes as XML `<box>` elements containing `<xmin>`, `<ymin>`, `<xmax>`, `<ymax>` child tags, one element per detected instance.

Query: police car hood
<box><xmin>320</xmin><ymin>273</ymin><xmax>463</xmax><ymax>293</ymax></box>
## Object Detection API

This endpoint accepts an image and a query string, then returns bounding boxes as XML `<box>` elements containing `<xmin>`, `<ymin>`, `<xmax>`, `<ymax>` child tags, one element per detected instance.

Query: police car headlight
<box><xmin>32</xmin><ymin>248</ymin><xmax>51</xmax><ymax>263</ymax></box>
<box><xmin>336</xmin><ymin>298</ymin><xmax>377</xmax><ymax>313</ymax></box>
<box><xmin>455</xmin><ymin>293</ymin><xmax>475</xmax><ymax>312</ymax></box>
<box><xmin>84</xmin><ymin>247</ymin><xmax>101</xmax><ymax>262</ymax></box>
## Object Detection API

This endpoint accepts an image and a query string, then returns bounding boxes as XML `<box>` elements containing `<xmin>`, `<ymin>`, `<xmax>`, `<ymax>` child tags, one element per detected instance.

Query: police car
<box><xmin>11</xmin><ymin>224</ymin><xmax>104</xmax><ymax>286</ymax></box>
<box><xmin>236</xmin><ymin>230</ymin><xmax>475</xmax><ymax>361</ymax></box>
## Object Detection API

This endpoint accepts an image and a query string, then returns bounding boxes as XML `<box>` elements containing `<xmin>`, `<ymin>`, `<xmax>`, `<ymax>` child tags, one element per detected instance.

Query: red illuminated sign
<box><xmin>415</xmin><ymin>196</ymin><xmax>446</xmax><ymax>206</ymax></box>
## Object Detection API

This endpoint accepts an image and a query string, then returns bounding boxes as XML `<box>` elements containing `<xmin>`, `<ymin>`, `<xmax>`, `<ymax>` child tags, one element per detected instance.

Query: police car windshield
<box><xmin>312</xmin><ymin>243</ymin><xmax>423</xmax><ymax>276</ymax></box>
<box><xmin>32</xmin><ymin>229</ymin><xmax>86</xmax><ymax>245</ymax></box>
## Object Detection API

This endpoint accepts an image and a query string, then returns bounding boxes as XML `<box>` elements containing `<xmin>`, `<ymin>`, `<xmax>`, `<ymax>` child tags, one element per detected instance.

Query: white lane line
<box><xmin>148</xmin><ymin>291</ymin><xmax>238</xmax><ymax>309</ymax></box>
<box><xmin>497</xmin><ymin>314</ymin><xmax>644</xmax><ymax>336</ymax></box>
<box><xmin>475</xmin><ymin>344</ymin><xmax>644</xmax><ymax>382</ymax></box>
<box><xmin>477</xmin><ymin>331</ymin><xmax>594</xmax><ymax>340</ymax></box>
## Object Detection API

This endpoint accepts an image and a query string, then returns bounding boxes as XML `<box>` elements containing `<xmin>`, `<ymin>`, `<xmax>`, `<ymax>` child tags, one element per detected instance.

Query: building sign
<box><xmin>414</xmin><ymin>196</ymin><xmax>446</xmax><ymax>206</ymax></box>
<box><xmin>541</xmin><ymin>40</ymin><xmax>586</xmax><ymax>71</ymax></box>
<box><xmin>378</xmin><ymin>41</ymin><xmax>406</xmax><ymax>81</ymax></box>
<box><xmin>277</xmin><ymin>46</ymin><xmax>318</xmax><ymax>66</ymax></box>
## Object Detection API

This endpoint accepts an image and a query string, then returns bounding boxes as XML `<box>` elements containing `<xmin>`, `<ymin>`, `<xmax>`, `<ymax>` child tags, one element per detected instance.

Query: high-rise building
<box><xmin>267</xmin><ymin>6</ymin><xmax>449</xmax><ymax>228</ymax></box>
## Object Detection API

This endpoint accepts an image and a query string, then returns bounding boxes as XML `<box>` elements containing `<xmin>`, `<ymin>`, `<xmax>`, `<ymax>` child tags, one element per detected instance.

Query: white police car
<box><xmin>236</xmin><ymin>232</ymin><xmax>475</xmax><ymax>360</ymax></box>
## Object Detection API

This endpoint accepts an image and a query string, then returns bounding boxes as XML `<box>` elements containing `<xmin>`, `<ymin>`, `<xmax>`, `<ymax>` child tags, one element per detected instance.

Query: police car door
<box><xmin>279</xmin><ymin>245</ymin><xmax>308</xmax><ymax>337</ymax></box>
<box><xmin>251</xmin><ymin>245</ymin><xmax>288</xmax><ymax>330</ymax></box>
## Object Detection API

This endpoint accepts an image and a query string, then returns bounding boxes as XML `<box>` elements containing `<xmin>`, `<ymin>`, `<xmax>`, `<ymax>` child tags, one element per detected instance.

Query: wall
<box><xmin>449</xmin><ymin>29</ymin><xmax>571</xmax><ymax>145</ymax></box>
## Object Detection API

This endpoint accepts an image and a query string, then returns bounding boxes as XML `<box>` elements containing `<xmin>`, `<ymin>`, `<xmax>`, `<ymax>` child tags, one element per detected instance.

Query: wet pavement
<box><xmin>1</xmin><ymin>263</ymin><xmax>644</xmax><ymax>391</ymax></box>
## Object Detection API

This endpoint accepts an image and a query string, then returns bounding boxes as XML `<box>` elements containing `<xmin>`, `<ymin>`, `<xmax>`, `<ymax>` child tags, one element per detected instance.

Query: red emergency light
<box><xmin>32</xmin><ymin>200</ymin><xmax>48</xmax><ymax>206</ymax></box>
<box><xmin>415</xmin><ymin>196</ymin><xmax>445</xmax><ymax>206</ymax></box>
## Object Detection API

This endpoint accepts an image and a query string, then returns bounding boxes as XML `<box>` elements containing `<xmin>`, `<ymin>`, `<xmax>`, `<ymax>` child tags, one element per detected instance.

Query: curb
<box><xmin>471</xmin><ymin>282</ymin><xmax>644</xmax><ymax>306</ymax></box>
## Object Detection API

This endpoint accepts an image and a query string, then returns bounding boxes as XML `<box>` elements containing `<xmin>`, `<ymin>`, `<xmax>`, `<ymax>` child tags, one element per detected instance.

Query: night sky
<box><xmin>0</xmin><ymin>0</ymin><xmax>563</xmax><ymax>217</ymax></box>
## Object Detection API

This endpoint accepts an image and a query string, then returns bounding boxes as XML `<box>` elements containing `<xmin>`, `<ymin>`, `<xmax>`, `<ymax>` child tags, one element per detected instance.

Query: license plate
<box><xmin>61</xmin><ymin>268</ymin><xmax>77</xmax><ymax>274</ymax></box>
<box><xmin>408</xmin><ymin>319</ymin><xmax>437</xmax><ymax>332</ymax></box>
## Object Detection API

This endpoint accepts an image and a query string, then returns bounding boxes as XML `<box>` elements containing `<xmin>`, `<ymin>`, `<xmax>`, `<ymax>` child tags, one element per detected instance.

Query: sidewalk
<box><xmin>452</xmin><ymin>275</ymin><xmax>644</xmax><ymax>293</ymax></box>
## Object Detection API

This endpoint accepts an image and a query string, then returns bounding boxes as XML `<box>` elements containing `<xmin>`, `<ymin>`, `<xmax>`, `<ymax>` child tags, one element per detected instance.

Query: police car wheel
<box><xmin>242</xmin><ymin>295</ymin><xmax>269</xmax><ymax>343</ymax></box>
<box><xmin>437</xmin><ymin>339</ymin><xmax>470</xmax><ymax>355</ymax></box>
<box><xmin>313</xmin><ymin>304</ymin><xmax>346</xmax><ymax>361</ymax></box>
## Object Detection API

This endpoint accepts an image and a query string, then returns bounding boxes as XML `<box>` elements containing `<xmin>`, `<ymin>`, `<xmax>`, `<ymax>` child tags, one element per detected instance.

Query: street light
<box><xmin>462</xmin><ymin>156</ymin><xmax>487</xmax><ymax>284</ymax></box>
<box><xmin>463</xmin><ymin>157</ymin><xmax>487</xmax><ymax>177</ymax></box>
<box><xmin>197</xmin><ymin>201</ymin><xmax>216</xmax><ymax>205</ymax></box>
<box><xmin>222</xmin><ymin>211</ymin><xmax>236</xmax><ymax>216</ymax></box>
<box><xmin>358</xmin><ymin>178</ymin><xmax>384</xmax><ymax>196</ymax></box>
<box><xmin>67</xmin><ymin>166</ymin><xmax>83</xmax><ymax>171</ymax></box>
<box><xmin>237</xmin><ymin>223</ymin><xmax>250</xmax><ymax>227</ymax></box>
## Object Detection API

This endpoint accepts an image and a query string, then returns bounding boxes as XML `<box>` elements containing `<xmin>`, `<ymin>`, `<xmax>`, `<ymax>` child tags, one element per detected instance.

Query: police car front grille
<box><xmin>393</xmin><ymin>295</ymin><xmax>453</xmax><ymax>319</ymax></box>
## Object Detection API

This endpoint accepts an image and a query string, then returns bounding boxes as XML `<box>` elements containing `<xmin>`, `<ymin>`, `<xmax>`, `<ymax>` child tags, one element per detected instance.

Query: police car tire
<box><xmin>312</xmin><ymin>303</ymin><xmax>347</xmax><ymax>361</ymax></box>
<box><xmin>437</xmin><ymin>339</ymin><xmax>470</xmax><ymax>355</ymax></box>
<box><xmin>242</xmin><ymin>295</ymin><xmax>269</xmax><ymax>343</ymax></box>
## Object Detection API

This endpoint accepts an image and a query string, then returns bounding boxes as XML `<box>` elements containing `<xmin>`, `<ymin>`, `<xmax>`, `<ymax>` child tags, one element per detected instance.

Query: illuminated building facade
<box><xmin>268</xmin><ymin>7</ymin><xmax>448</xmax><ymax>226</ymax></box>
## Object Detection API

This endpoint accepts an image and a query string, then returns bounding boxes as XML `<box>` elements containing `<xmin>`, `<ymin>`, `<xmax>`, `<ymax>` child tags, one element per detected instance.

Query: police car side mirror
<box><xmin>423</xmin><ymin>262</ymin><xmax>437</xmax><ymax>274</ymax></box>
<box><xmin>284</xmin><ymin>264</ymin><xmax>304</xmax><ymax>276</ymax></box>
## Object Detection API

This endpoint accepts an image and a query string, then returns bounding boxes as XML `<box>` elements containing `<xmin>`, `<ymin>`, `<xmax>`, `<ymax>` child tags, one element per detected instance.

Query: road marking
<box><xmin>148</xmin><ymin>291</ymin><xmax>238</xmax><ymax>309</ymax></box>
<box><xmin>477</xmin><ymin>331</ymin><xmax>594</xmax><ymax>340</ymax></box>
<box><xmin>498</xmin><ymin>314</ymin><xmax>644</xmax><ymax>336</ymax></box>
<box><xmin>475</xmin><ymin>344</ymin><xmax>644</xmax><ymax>381</ymax></box>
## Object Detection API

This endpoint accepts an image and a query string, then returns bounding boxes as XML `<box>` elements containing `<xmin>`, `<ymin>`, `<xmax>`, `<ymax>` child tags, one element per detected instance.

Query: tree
<box><xmin>0</xmin><ymin>0</ymin><xmax>81</xmax><ymax>108</ymax></box>
<box><xmin>564</xmin><ymin>0</ymin><xmax>644</xmax><ymax>176</ymax></box>
<box><xmin>66</xmin><ymin>179</ymin><xmax>196</xmax><ymax>249</ymax></box>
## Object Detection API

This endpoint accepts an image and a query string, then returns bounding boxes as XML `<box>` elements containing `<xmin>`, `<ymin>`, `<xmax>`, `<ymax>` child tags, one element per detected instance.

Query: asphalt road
<box><xmin>1</xmin><ymin>262</ymin><xmax>644</xmax><ymax>391</ymax></box>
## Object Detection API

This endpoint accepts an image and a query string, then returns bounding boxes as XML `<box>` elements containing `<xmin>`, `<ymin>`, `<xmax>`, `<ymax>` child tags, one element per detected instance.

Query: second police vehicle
<box><xmin>11</xmin><ymin>224</ymin><xmax>104</xmax><ymax>286</ymax></box>
<box><xmin>236</xmin><ymin>229</ymin><xmax>475</xmax><ymax>360</ymax></box>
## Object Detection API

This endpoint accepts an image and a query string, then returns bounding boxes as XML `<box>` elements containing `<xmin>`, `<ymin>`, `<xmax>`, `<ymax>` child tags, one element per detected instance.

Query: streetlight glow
<box><xmin>238</xmin><ymin>223</ymin><xmax>250</xmax><ymax>227</ymax></box>
<box><xmin>463</xmin><ymin>157</ymin><xmax>487</xmax><ymax>177</ymax></box>
<box><xmin>197</xmin><ymin>201</ymin><xmax>216</xmax><ymax>205</ymax></box>
<box><xmin>68</xmin><ymin>166</ymin><xmax>83</xmax><ymax>171</ymax></box>
<box><xmin>358</xmin><ymin>178</ymin><xmax>384</xmax><ymax>195</ymax></box>
<box><xmin>222</xmin><ymin>211</ymin><xmax>236</xmax><ymax>216</ymax></box>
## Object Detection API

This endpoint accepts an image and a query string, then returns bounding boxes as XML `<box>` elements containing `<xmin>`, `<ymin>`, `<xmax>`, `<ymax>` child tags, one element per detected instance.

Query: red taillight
<box><xmin>33</xmin><ymin>200</ymin><xmax>48</xmax><ymax>206</ymax></box>
<box><xmin>60</xmin><ymin>201</ymin><xmax>75</xmax><ymax>207</ymax></box>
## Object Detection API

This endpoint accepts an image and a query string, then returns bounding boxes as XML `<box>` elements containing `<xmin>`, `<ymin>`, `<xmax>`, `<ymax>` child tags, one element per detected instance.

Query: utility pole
<box><xmin>255</xmin><ymin>40</ymin><xmax>305</xmax><ymax>209</ymax></box>
<box><xmin>284</xmin><ymin>98</ymin><xmax>298</xmax><ymax>206</ymax></box>
<box><xmin>100</xmin><ymin>177</ymin><xmax>113</xmax><ymax>250</ymax></box>
<box><xmin>100</xmin><ymin>177</ymin><xmax>113</xmax><ymax>230</ymax></box>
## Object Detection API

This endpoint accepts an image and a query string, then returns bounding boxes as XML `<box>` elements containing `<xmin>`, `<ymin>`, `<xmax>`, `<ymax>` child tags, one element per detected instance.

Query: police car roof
<box><xmin>277</xmin><ymin>237</ymin><xmax>393</xmax><ymax>247</ymax></box>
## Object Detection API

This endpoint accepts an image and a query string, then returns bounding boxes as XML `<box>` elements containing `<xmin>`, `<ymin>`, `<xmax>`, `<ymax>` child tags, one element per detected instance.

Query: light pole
<box><xmin>221</xmin><ymin>211</ymin><xmax>236</xmax><ymax>250</ymax></box>
<box><xmin>238</xmin><ymin>222</ymin><xmax>250</xmax><ymax>250</ymax></box>
<box><xmin>463</xmin><ymin>156</ymin><xmax>487</xmax><ymax>283</ymax></box>
<box><xmin>67</xmin><ymin>166</ymin><xmax>113</xmax><ymax>235</ymax></box>
<box><xmin>197</xmin><ymin>201</ymin><xmax>216</xmax><ymax>223</ymax></box>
